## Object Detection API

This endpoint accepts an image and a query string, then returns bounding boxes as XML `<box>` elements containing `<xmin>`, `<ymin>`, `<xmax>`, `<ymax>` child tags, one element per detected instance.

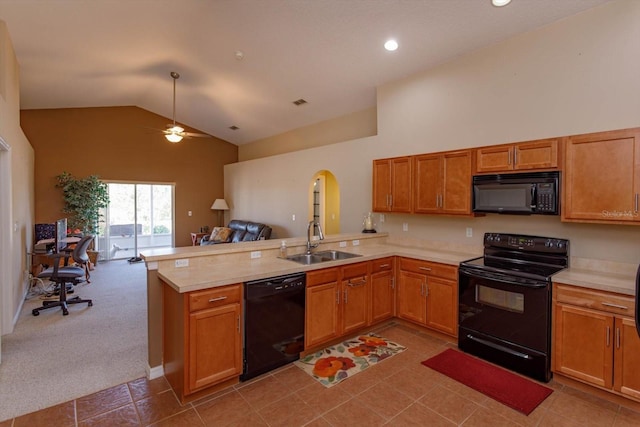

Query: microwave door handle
<box><xmin>530</xmin><ymin>184</ymin><xmax>537</xmax><ymax>210</ymax></box>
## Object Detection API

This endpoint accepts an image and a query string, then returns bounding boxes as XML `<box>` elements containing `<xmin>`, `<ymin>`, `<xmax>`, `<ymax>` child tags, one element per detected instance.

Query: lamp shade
<box><xmin>211</xmin><ymin>199</ymin><xmax>229</xmax><ymax>210</ymax></box>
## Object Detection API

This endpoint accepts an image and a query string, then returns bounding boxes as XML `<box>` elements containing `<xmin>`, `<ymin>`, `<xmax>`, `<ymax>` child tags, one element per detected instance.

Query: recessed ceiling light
<box><xmin>492</xmin><ymin>0</ymin><xmax>512</xmax><ymax>6</ymax></box>
<box><xmin>384</xmin><ymin>39</ymin><xmax>399</xmax><ymax>51</ymax></box>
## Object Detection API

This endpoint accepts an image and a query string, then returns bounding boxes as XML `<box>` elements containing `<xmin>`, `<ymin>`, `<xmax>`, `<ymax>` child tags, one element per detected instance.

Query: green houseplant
<box><xmin>56</xmin><ymin>172</ymin><xmax>109</xmax><ymax>235</ymax></box>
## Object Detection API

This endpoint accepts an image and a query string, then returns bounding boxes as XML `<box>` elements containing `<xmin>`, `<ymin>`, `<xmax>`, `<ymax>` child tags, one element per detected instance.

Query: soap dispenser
<box><xmin>279</xmin><ymin>241</ymin><xmax>288</xmax><ymax>258</ymax></box>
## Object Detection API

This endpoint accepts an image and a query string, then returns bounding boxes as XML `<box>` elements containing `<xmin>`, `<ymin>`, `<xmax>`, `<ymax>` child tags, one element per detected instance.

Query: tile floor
<box><xmin>2</xmin><ymin>323</ymin><xmax>640</xmax><ymax>426</ymax></box>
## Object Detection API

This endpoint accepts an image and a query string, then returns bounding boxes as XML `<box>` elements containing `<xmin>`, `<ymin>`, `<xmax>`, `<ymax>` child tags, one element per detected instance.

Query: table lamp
<box><xmin>211</xmin><ymin>199</ymin><xmax>229</xmax><ymax>227</ymax></box>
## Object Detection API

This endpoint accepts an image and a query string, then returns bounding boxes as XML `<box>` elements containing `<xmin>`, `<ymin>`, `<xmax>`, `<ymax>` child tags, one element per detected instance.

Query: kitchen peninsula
<box><xmin>141</xmin><ymin>232</ymin><xmax>638</xmax><ymax>403</ymax></box>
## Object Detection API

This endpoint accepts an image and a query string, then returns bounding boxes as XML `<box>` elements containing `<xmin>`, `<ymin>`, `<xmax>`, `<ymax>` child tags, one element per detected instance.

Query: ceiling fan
<box><xmin>163</xmin><ymin>71</ymin><xmax>210</xmax><ymax>143</ymax></box>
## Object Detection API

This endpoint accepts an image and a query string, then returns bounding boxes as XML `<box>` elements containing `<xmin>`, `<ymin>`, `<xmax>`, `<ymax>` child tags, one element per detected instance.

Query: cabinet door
<box><xmin>413</xmin><ymin>154</ymin><xmax>441</xmax><ymax>214</ymax></box>
<box><xmin>342</xmin><ymin>276</ymin><xmax>369</xmax><ymax>335</ymax></box>
<box><xmin>305</xmin><ymin>281</ymin><xmax>340</xmax><ymax>348</ymax></box>
<box><xmin>563</xmin><ymin>128</ymin><xmax>640</xmax><ymax>223</ymax></box>
<box><xmin>553</xmin><ymin>303</ymin><xmax>613</xmax><ymax>389</ymax></box>
<box><xmin>372</xmin><ymin>159</ymin><xmax>392</xmax><ymax>212</ymax></box>
<box><xmin>614</xmin><ymin>317</ymin><xmax>640</xmax><ymax>400</ymax></box>
<box><xmin>188</xmin><ymin>303</ymin><xmax>241</xmax><ymax>392</ymax></box>
<box><xmin>391</xmin><ymin>157</ymin><xmax>413</xmax><ymax>213</ymax></box>
<box><xmin>425</xmin><ymin>277</ymin><xmax>457</xmax><ymax>336</ymax></box>
<box><xmin>371</xmin><ymin>269</ymin><xmax>394</xmax><ymax>323</ymax></box>
<box><xmin>441</xmin><ymin>150</ymin><xmax>472</xmax><ymax>215</ymax></box>
<box><xmin>514</xmin><ymin>139</ymin><xmax>559</xmax><ymax>170</ymax></box>
<box><xmin>396</xmin><ymin>270</ymin><xmax>426</xmax><ymax>324</ymax></box>
<box><xmin>475</xmin><ymin>145</ymin><xmax>513</xmax><ymax>173</ymax></box>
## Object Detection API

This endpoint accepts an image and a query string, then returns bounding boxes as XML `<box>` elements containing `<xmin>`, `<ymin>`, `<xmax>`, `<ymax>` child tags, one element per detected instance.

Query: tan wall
<box><xmin>225</xmin><ymin>0</ymin><xmax>640</xmax><ymax>263</ymax></box>
<box><xmin>21</xmin><ymin>106</ymin><xmax>238</xmax><ymax>247</ymax></box>
<box><xmin>0</xmin><ymin>20</ymin><xmax>35</xmax><ymax>334</ymax></box>
<box><xmin>239</xmin><ymin>107</ymin><xmax>377</xmax><ymax>161</ymax></box>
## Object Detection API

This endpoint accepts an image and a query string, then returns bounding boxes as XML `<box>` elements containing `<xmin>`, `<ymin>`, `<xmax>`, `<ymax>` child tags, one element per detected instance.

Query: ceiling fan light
<box><xmin>168</xmin><ymin>125</ymin><xmax>184</xmax><ymax>133</ymax></box>
<box><xmin>165</xmin><ymin>133</ymin><xmax>183</xmax><ymax>143</ymax></box>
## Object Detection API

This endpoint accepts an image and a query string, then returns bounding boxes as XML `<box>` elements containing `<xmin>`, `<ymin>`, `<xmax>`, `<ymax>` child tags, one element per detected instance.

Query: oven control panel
<box><xmin>484</xmin><ymin>233</ymin><xmax>569</xmax><ymax>254</ymax></box>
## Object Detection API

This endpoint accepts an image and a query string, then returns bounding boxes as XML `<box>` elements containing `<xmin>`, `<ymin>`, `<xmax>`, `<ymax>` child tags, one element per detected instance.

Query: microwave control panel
<box><xmin>535</xmin><ymin>183</ymin><xmax>556</xmax><ymax>212</ymax></box>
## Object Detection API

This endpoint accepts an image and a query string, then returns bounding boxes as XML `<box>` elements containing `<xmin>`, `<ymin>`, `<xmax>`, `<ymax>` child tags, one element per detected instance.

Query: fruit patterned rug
<box><xmin>294</xmin><ymin>333</ymin><xmax>406</xmax><ymax>387</ymax></box>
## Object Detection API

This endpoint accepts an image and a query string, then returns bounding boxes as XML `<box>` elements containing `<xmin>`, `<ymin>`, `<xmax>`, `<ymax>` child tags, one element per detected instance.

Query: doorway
<box><xmin>0</xmin><ymin>136</ymin><xmax>10</xmax><ymax>360</ymax></box>
<box><xmin>100</xmin><ymin>183</ymin><xmax>174</xmax><ymax>261</ymax></box>
<box><xmin>308</xmin><ymin>170</ymin><xmax>340</xmax><ymax>235</ymax></box>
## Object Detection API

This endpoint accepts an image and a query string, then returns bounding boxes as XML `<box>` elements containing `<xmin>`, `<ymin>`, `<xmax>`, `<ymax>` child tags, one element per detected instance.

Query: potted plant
<box><xmin>56</xmin><ymin>172</ymin><xmax>109</xmax><ymax>265</ymax></box>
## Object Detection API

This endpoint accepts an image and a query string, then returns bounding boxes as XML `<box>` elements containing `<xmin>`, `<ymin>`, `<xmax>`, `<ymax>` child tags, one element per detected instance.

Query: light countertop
<box><xmin>553</xmin><ymin>268</ymin><xmax>636</xmax><ymax>296</ymax></box>
<box><xmin>156</xmin><ymin>243</ymin><xmax>478</xmax><ymax>293</ymax></box>
<box><xmin>148</xmin><ymin>236</ymin><xmax>638</xmax><ymax>297</ymax></box>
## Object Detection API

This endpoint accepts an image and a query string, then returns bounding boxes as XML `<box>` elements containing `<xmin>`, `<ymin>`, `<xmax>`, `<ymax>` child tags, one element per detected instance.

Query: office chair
<box><xmin>32</xmin><ymin>235</ymin><xmax>95</xmax><ymax>316</ymax></box>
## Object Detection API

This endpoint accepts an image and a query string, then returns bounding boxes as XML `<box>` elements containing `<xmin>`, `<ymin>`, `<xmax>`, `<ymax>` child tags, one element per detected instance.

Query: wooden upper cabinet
<box><xmin>413</xmin><ymin>154</ymin><xmax>441</xmax><ymax>214</ymax></box>
<box><xmin>372</xmin><ymin>157</ymin><xmax>412</xmax><ymax>213</ymax></box>
<box><xmin>414</xmin><ymin>150</ymin><xmax>471</xmax><ymax>216</ymax></box>
<box><xmin>562</xmin><ymin>127</ymin><xmax>640</xmax><ymax>224</ymax></box>
<box><xmin>475</xmin><ymin>138</ymin><xmax>560</xmax><ymax>173</ymax></box>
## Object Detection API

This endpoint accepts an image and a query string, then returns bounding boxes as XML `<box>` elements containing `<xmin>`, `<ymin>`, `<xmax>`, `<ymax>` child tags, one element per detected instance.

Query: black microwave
<box><xmin>472</xmin><ymin>171</ymin><xmax>560</xmax><ymax>215</ymax></box>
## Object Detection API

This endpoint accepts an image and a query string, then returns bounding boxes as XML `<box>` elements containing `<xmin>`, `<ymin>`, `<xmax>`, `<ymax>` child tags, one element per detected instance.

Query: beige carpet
<box><xmin>0</xmin><ymin>260</ymin><xmax>148</xmax><ymax>421</ymax></box>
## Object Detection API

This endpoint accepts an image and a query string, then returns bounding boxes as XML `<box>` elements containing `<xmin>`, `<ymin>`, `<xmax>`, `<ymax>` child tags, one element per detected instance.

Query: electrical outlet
<box><xmin>466</xmin><ymin>227</ymin><xmax>473</xmax><ymax>237</ymax></box>
<box><xmin>292</xmin><ymin>214</ymin><xmax>296</xmax><ymax>221</ymax></box>
<box><xmin>352</xmin><ymin>239</ymin><xmax>360</xmax><ymax>246</ymax></box>
<box><xmin>175</xmin><ymin>259</ymin><xmax>189</xmax><ymax>268</ymax></box>
<box><xmin>380</xmin><ymin>214</ymin><xmax>385</xmax><ymax>223</ymax></box>
<box><xmin>402</xmin><ymin>223</ymin><xmax>408</xmax><ymax>231</ymax></box>
<box><xmin>339</xmin><ymin>241</ymin><xmax>347</xmax><ymax>248</ymax></box>
<box><xmin>250</xmin><ymin>251</ymin><xmax>262</xmax><ymax>259</ymax></box>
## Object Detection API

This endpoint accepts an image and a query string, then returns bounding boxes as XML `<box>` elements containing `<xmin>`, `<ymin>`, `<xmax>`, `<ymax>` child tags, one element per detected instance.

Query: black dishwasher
<box><xmin>240</xmin><ymin>272</ymin><xmax>306</xmax><ymax>381</ymax></box>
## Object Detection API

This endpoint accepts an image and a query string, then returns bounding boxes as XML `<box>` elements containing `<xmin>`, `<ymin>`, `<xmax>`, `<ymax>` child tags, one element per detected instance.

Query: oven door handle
<box><xmin>466</xmin><ymin>334</ymin><xmax>532</xmax><ymax>360</ymax></box>
<box><xmin>459</xmin><ymin>268</ymin><xmax>548</xmax><ymax>288</ymax></box>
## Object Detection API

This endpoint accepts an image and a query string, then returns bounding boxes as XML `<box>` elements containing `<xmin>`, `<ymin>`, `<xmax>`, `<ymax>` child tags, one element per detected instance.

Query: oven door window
<box><xmin>476</xmin><ymin>285</ymin><xmax>524</xmax><ymax>313</ymax></box>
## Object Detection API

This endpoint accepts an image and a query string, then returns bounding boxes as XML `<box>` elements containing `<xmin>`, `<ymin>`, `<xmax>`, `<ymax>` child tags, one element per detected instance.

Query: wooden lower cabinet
<box><xmin>396</xmin><ymin>257</ymin><xmax>458</xmax><ymax>337</ymax></box>
<box><xmin>370</xmin><ymin>257</ymin><xmax>395</xmax><ymax>323</ymax></box>
<box><xmin>305</xmin><ymin>268</ymin><xmax>340</xmax><ymax>348</ymax></box>
<box><xmin>341</xmin><ymin>262</ymin><xmax>369</xmax><ymax>335</ymax></box>
<box><xmin>553</xmin><ymin>283</ymin><xmax>640</xmax><ymax>400</ymax></box>
<box><xmin>163</xmin><ymin>282</ymin><xmax>242</xmax><ymax>402</ymax></box>
<box><xmin>305</xmin><ymin>262</ymin><xmax>372</xmax><ymax>349</ymax></box>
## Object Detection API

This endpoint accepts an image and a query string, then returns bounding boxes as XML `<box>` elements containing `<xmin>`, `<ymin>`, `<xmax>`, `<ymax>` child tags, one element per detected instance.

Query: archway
<box><xmin>308</xmin><ymin>170</ymin><xmax>340</xmax><ymax>236</ymax></box>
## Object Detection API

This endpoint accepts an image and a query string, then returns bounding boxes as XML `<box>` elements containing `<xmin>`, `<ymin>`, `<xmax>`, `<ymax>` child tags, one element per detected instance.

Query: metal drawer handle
<box><xmin>379</xmin><ymin>264</ymin><xmax>390</xmax><ymax>268</ymax></box>
<box><xmin>208</xmin><ymin>296</ymin><xmax>228</xmax><ymax>303</ymax></box>
<box><xmin>601</xmin><ymin>302</ymin><xmax>628</xmax><ymax>310</ymax></box>
<box><xmin>348</xmin><ymin>278</ymin><xmax>367</xmax><ymax>287</ymax></box>
<box><xmin>418</xmin><ymin>267</ymin><xmax>431</xmax><ymax>271</ymax></box>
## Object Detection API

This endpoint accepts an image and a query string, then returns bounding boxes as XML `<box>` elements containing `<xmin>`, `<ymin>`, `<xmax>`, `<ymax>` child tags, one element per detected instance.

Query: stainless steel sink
<box><xmin>285</xmin><ymin>250</ymin><xmax>361</xmax><ymax>265</ymax></box>
<box><xmin>314</xmin><ymin>250</ymin><xmax>362</xmax><ymax>261</ymax></box>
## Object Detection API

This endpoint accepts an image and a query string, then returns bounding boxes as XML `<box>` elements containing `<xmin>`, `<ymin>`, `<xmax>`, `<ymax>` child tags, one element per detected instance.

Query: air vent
<box><xmin>229</xmin><ymin>125</ymin><xmax>239</xmax><ymax>130</ymax></box>
<box><xmin>292</xmin><ymin>99</ymin><xmax>307</xmax><ymax>106</ymax></box>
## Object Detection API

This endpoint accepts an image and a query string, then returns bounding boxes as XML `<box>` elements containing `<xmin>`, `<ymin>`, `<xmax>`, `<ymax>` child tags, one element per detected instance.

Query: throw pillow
<box><xmin>210</xmin><ymin>226</ymin><xmax>232</xmax><ymax>242</ymax></box>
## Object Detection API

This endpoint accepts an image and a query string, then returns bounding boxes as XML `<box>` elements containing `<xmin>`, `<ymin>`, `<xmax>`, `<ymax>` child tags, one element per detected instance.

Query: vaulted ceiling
<box><xmin>0</xmin><ymin>0</ymin><xmax>611</xmax><ymax>145</ymax></box>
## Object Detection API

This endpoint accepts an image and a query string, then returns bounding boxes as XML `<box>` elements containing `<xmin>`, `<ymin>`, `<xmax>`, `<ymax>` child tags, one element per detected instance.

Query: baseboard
<box><xmin>147</xmin><ymin>364</ymin><xmax>164</xmax><ymax>380</ymax></box>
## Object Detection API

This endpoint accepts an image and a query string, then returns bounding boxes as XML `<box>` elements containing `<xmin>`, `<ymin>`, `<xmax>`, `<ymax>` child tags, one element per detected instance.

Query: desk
<box><xmin>191</xmin><ymin>232</ymin><xmax>208</xmax><ymax>246</ymax></box>
<box><xmin>29</xmin><ymin>252</ymin><xmax>53</xmax><ymax>276</ymax></box>
<box><xmin>30</xmin><ymin>237</ymin><xmax>83</xmax><ymax>276</ymax></box>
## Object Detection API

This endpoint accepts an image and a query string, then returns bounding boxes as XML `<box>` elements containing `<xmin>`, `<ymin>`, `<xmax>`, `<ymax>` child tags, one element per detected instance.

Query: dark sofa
<box><xmin>200</xmin><ymin>220</ymin><xmax>272</xmax><ymax>245</ymax></box>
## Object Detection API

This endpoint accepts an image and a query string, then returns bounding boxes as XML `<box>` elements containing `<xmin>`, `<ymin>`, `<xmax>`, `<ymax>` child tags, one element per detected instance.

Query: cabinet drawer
<box><xmin>399</xmin><ymin>258</ymin><xmax>457</xmax><ymax>280</ymax></box>
<box><xmin>342</xmin><ymin>262</ymin><xmax>368</xmax><ymax>280</ymax></box>
<box><xmin>371</xmin><ymin>257</ymin><xmax>394</xmax><ymax>274</ymax></box>
<box><xmin>554</xmin><ymin>283</ymin><xmax>635</xmax><ymax>318</ymax></box>
<box><xmin>307</xmin><ymin>267</ymin><xmax>339</xmax><ymax>287</ymax></box>
<box><xmin>188</xmin><ymin>284</ymin><xmax>241</xmax><ymax>312</ymax></box>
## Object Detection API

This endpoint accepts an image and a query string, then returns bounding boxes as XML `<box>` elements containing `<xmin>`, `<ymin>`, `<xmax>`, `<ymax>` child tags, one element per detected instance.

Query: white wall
<box><xmin>225</xmin><ymin>0</ymin><xmax>640</xmax><ymax>264</ymax></box>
